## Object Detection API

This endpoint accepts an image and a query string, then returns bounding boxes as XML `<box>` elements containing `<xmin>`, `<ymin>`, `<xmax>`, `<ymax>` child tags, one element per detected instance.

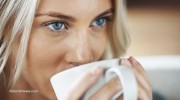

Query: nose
<box><xmin>65</xmin><ymin>32</ymin><xmax>94</xmax><ymax>66</ymax></box>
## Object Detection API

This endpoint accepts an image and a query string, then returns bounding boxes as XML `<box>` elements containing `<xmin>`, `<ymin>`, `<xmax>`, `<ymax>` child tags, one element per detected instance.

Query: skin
<box><xmin>6</xmin><ymin>0</ymin><xmax>152</xmax><ymax>100</ymax></box>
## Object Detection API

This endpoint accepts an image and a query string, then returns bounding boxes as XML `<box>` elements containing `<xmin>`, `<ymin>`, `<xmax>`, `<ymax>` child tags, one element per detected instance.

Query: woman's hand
<box><xmin>62</xmin><ymin>56</ymin><xmax>152</xmax><ymax>100</ymax></box>
<box><xmin>63</xmin><ymin>66</ymin><xmax>121</xmax><ymax>100</ymax></box>
<box><xmin>119</xmin><ymin>56</ymin><xmax>152</xmax><ymax>100</ymax></box>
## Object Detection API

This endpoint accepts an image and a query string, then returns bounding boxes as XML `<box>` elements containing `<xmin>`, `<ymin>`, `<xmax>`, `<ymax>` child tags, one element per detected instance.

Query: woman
<box><xmin>0</xmin><ymin>0</ymin><xmax>152</xmax><ymax>100</ymax></box>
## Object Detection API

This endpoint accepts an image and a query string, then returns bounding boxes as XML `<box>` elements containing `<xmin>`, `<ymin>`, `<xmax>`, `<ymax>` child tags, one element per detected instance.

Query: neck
<box><xmin>5</xmin><ymin>75</ymin><xmax>48</xmax><ymax>100</ymax></box>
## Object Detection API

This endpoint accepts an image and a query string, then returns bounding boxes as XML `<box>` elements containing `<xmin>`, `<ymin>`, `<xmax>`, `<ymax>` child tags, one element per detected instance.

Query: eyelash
<box><xmin>43</xmin><ymin>16</ymin><xmax>112</xmax><ymax>34</ymax></box>
<box><xmin>91</xmin><ymin>16</ymin><xmax>112</xmax><ymax>28</ymax></box>
<box><xmin>43</xmin><ymin>20</ymin><xmax>69</xmax><ymax>33</ymax></box>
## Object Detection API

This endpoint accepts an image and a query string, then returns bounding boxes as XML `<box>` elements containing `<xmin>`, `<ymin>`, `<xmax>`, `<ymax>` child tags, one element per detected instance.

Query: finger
<box><xmin>89</xmin><ymin>76</ymin><xmax>122</xmax><ymax>100</ymax></box>
<box><xmin>128</xmin><ymin>56</ymin><xmax>152</xmax><ymax>99</ymax></box>
<box><xmin>128</xmin><ymin>56</ymin><xmax>152</xmax><ymax>91</ymax></box>
<box><xmin>120</xmin><ymin>58</ymin><xmax>151</xmax><ymax>92</ymax></box>
<box><xmin>136</xmin><ymin>73</ymin><xmax>152</xmax><ymax>99</ymax></box>
<box><xmin>138</xmin><ymin>86</ymin><xmax>151</xmax><ymax>100</ymax></box>
<box><xmin>136</xmin><ymin>71</ymin><xmax>152</xmax><ymax>98</ymax></box>
<box><xmin>63</xmin><ymin>67</ymin><xmax>104</xmax><ymax>100</ymax></box>
<box><xmin>120</xmin><ymin>58</ymin><xmax>152</xmax><ymax>99</ymax></box>
<box><xmin>117</xmin><ymin>94</ymin><xmax>123</xmax><ymax>100</ymax></box>
<box><xmin>128</xmin><ymin>56</ymin><xmax>150</xmax><ymax>80</ymax></box>
<box><xmin>119</xmin><ymin>58</ymin><xmax>133</xmax><ymax>67</ymax></box>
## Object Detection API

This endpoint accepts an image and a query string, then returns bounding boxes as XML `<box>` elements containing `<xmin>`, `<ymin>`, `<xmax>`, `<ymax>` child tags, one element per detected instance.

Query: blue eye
<box><xmin>92</xmin><ymin>17</ymin><xmax>107</xmax><ymax>27</ymax></box>
<box><xmin>46</xmin><ymin>22</ymin><xmax>65</xmax><ymax>31</ymax></box>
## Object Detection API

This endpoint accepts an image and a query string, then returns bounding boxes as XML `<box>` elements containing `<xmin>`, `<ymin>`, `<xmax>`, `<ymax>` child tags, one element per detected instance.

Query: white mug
<box><xmin>50</xmin><ymin>59</ymin><xmax>138</xmax><ymax>100</ymax></box>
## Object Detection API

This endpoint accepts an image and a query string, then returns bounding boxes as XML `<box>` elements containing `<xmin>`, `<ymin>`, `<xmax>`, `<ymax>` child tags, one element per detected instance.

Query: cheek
<box><xmin>91</xmin><ymin>31</ymin><xmax>108</xmax><ymax>60</ymax></box>
<box><xmin>25</xmin><ymin>30</ymin><xmax>67</xmax><ymax>77</ymax></box>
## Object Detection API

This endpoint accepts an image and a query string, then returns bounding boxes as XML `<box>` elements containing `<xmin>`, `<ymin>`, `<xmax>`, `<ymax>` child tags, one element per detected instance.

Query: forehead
<box><xmin>37</xmin><ymin>0</ymin><xmax>112</xmax><ymax>19</ymax></box>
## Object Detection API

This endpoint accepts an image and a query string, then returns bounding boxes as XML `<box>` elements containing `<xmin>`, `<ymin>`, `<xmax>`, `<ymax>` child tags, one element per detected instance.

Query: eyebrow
<box><xmin>35</xmin><ymin>8</ymin><xmax>114</xmax><ymax>22</ymax></box>
<box><xmin>35</xmin><ymin>11</ymin><xmax>76</xmax><ymax>22</ymax></box>
<box><xmin>92</xmin><ymin>8</ymin><xmax>114</xmax><ymax>21</ymax></box>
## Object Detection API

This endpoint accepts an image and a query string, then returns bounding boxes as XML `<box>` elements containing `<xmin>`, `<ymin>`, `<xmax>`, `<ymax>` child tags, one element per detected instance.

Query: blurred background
<box><xmin>125</xmin><ymin>0</ymin><xmax>180</xmax><ymax>100</ymax></box>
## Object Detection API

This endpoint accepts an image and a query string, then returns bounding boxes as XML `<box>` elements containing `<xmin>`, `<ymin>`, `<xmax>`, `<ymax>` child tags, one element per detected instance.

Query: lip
<box><xmin>59</xmin><ymin>64</ymin><xmax>78</xmax><ymax>73</ymax></box>
<box><xmin>51</xmin><ymin>65</ymin><xmax>75</xmax><ymax>76</ymax></box>
<box><xmin>67</xmin><ymin>64</ymin><xmax>77</xmax><ymax>69</ymax></box>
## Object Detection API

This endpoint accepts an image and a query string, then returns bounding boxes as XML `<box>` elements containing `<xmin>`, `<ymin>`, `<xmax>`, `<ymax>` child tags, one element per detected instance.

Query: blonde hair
<box><xmin>0</xmin><ymin>0</ymin><xmax>130</xmax><ymax>87</ymax></box>
<box><xmin>0</xmin><ymin>0</ymin><xmax>39</xmax><ymax>87</ymax></box>
<box><xmin>102</xmin><ymin>0</ymin><xmax>130</xmax><ymax>59</ymax></box>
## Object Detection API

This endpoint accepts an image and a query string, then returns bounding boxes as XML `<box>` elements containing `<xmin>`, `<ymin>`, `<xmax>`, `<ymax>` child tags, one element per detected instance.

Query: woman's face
<box><xmin>24</xmin><ymin>0</ymin><xmax>112</xmax><ymax>99</ymax></box>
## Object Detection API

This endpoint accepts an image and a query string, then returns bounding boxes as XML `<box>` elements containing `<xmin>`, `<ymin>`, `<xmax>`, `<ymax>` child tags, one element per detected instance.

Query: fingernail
<box><xmin>91</xmin><ymin>67</ymin><xmax>103</xmax><ymax>75</ymax></box>
<box><xmin>115</xmin><ymin>77</ymin><xmax>122</xmax><ymax>89</ymax></box>
<box><xmin>130</xmin><ymin>56</ymin><xmax>138</xmax><ymax>64</ymax></box>
<box><xmin>115</xmin><ymin>77</ymin><xmax>120</xmax><ymax>84</ymax></box>
<box><xmin>120</xmin><ymin>59</ymin><xmax>133</xmax><ymax>67</ymax></box>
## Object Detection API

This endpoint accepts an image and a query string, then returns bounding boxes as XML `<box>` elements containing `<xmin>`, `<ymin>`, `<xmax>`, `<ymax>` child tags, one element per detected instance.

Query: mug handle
<box><xmin>105</xmin><ymin>66</ymin><xmax>138</xmax><ymax>100</ymax></box>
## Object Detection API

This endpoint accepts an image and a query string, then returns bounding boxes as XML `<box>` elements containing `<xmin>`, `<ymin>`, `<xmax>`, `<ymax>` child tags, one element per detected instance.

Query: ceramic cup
<box><xmin>50</xmin><ymin>58</ymin><xmax>138</xmax><ymax>100</ymax></box>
